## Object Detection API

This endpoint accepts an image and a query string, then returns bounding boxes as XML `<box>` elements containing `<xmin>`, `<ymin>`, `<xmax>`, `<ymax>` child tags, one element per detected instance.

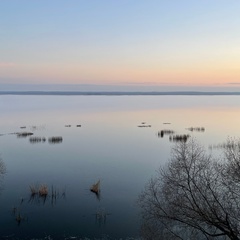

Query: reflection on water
<box><xmin>1</xmin><ymin>95</ymin><xmax>240</xmax><ymax>239</ymax></box>
<box><xmin>29</xmin><ymin>184</ymin><xmax>66</xmax><ymax>206</ymax></box>
<box><xmin>0</xmin><ymin>157</ymin><xmax>6</xmax><ymax>195</ymax></box>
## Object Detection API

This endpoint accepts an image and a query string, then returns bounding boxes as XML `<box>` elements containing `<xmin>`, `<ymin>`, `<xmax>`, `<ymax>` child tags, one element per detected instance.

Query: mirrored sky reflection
<box><xmin>0</xmin><ymin>95</ymin><xmax>240</xmax><ymax>239</ymax></box>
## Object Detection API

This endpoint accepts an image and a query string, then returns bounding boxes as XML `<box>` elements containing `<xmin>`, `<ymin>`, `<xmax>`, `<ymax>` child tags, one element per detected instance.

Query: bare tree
<box><xmin>138</xmin><ymin>139</ymin><xmax>240</xmax><ymax>240</ymax></box>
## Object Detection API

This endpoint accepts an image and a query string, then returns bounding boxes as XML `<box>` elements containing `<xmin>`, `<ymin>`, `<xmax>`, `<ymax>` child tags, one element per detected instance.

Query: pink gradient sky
<box><xmin>1</xmin><ymin>1</ymin><xmax>240</xmax><ymax>90</ymax></box>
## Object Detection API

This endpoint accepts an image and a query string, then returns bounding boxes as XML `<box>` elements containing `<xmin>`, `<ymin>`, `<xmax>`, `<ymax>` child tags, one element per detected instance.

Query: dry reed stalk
<box><xmin>29</xmin><ymin>185</ymin><xmax>38</xmax><ymax>195</ymax></box>
<box><xmin>90</xmin><ymin>180</ymin><xmax>100</xmax><ymax>194</ymax></box>
<box><xmin>39</xmin><ymin>185</ymin><xmax>48</xmax><ymax>196</ymax></box>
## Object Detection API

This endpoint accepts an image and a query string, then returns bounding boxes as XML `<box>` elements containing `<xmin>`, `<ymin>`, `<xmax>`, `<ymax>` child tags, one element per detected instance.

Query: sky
<box><xmin>1</xmin><ymin>1</ymin><xmax>240</xmax><ymax>90</ymax></box>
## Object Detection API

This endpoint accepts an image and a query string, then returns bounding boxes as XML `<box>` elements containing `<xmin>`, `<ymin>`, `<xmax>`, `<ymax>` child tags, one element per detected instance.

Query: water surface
<box><xmin>0</xmin><ymin>95</ymin><xmax>240</xmax><ymax>239</ymax></box>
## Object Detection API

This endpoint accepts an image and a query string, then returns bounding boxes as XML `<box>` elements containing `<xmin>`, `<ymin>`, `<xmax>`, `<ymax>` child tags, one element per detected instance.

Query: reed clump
<box><xmin>29</xmin><ymin>184</ymin><xmax>48</xmax><ymax>197</ymax></box>
<box><xmin>158</xmin><ymin>129</ymin><xmax>175</xmax><ymax>138</ymax></box>
<box><xmin>169</xmin><ymin>134</ymin><xmax>190</xmax><ymax>143</ymax></box>
<box><xmin>48</xmin><ymin>136</ymin><xmax>63</xmax><ymax>144</ymax></box>
<box><xmin>186</xmin><ymin>127</ymin><xmax>205</xmax><ymax>132</ymax></box>
<box><xmin>39</xmin><ymin>185</ymin><xmax>48</xmax><ymax>196</ymax></box>
<box><xmin>90</xmin><ymin>180</ymin><xmax>100</xmax><ymax>194</ymax></box>
<box><xmin>29</xmin><ymin>137</ymin><xmax>46</xmax><ymax>143</ymax></box>
<box><xmin>17</xmin><ymin>132</ymin><xmax>34</xmax><ymax>138</ymax></box>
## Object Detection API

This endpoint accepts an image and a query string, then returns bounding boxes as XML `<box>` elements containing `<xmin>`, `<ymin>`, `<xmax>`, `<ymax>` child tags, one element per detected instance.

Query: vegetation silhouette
<box><xmin>90</xmin><ymin>180</ymin><xmax>101</xmax><ymax>201</ymax></box>
<box><xmin>158</xmin><ymin>129</ymin><xmax>175</xmax><ymax>138</ymax></box>
<box><xmin>16</xmin><ymin>132</ymin><xmax>33</xmax><ymax>138</ymax></box>
<box><xmin>139</xmin><ymin>139</ymin><xmax>240</xmax><ymax>240</ymax></box>
<box><xmin>186</xmin><ymin>127</ymin><xmax>205</xmax><ymax>132</ymax></box>
<box><xmin>48</xmin><ymin>136</ymin><xmax>63</xmax><ymax>144</ymax></box>
<box><xmin>169</xmin><ymin>134</ymin><xmax>190</xmax><ymax>142</ymax></box>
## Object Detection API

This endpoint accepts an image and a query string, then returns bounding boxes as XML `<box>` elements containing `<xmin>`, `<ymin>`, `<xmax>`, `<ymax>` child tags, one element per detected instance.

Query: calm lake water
<box><xmin>0</xmin><ymin>95</ymin><xmax>240</xmax><ymax>239</ymax></box>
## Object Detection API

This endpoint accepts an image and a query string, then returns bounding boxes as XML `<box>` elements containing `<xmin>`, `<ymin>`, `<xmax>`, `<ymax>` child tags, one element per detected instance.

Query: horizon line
<box><xmin>1</xmin><ymin>91</ymin><xmax>240</xmax><ymax>96</ymax></box>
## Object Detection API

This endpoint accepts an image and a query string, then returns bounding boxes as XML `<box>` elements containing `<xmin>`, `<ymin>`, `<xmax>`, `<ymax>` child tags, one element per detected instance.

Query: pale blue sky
<box><xmin>1</xmin><ymin>1</ymin><xmax>240</xmax><ymax>90</ymax></box>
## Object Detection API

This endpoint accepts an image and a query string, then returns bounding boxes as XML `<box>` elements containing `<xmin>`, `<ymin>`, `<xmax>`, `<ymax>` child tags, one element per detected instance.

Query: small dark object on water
<box><xmin>76</xmin><ymin>125</ymin><xmax>81</xmax><ymax>127</ymax></box>
<box><xmin>20</xmin><ymin>126</ymin><xmax>26</xmax><ymax>129</ymax></box>
<box><xmin>65</xmin><ymin>125</ymin><xmax>71</xmax><ymax>127</ymax></box>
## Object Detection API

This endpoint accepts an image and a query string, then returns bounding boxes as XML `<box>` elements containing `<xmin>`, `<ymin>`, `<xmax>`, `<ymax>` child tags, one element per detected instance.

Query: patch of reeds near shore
<box><xmin>48</xmin><ymin>136</ymin><xmax>63</xmax><ymax>144</ymax></box>
<box><xmin>186</xmin><ymin>127</ymin><xmax>205</xmax><ymax>132</ymax></box>
<box><xmin>169</xmin><ymin>134</ymin><xmax>190</xmax><ymax>143</ymax></box>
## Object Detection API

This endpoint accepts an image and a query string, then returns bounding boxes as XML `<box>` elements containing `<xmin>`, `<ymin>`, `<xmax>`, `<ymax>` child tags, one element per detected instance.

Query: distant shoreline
<box><xmin>1</xmin><ymin>91</ymin><xmax>240</xmax><ymax>96</ymax></box>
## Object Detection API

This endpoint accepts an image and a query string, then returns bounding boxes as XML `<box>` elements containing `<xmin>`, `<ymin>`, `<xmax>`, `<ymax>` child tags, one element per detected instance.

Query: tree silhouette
<box><xmin>139</xmin><ymin>139</ymin><xmax>240</xmax><ymax>240</ymax></box>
